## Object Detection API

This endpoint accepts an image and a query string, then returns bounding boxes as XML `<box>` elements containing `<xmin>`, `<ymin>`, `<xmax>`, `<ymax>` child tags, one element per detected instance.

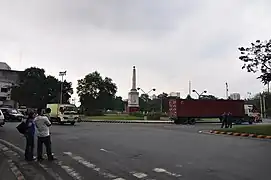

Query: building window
<box><xmin>1</xmin><ymin>88</ymin><xmax>8</xmax><ymax>93</ymax></box>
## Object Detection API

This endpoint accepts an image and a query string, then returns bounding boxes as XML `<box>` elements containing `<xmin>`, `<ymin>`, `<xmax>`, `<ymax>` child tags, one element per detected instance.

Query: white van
<box><xmin>0</xmin><ymin>109</ymin><xmax>5</xmax><ymax>126</ymax></box>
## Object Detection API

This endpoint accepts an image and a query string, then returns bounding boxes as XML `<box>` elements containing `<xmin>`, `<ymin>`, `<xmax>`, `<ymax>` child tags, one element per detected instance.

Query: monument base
<box><xmin>128</xmin><ymin>107</ymin><xmax>140</xmax><ymax>113</ymax></box>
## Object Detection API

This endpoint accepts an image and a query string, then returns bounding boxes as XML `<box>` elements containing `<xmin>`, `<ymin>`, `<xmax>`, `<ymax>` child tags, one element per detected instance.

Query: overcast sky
<box><xmin>1</xmin><ymin>0</ymin><xmax>271</xmax><ymax>101</ymax></box>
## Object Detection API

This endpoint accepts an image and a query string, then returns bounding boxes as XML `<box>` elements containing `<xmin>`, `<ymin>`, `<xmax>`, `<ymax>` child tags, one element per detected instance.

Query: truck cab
<box><xmin>244</xmin><ymin>104</ymin><xmax>262</xmax><ymax>123</ymax></box>
<box><xmin>46</xmin><ymin>104</ymin><xmax>80</xmax><ymax>125</ymax></box>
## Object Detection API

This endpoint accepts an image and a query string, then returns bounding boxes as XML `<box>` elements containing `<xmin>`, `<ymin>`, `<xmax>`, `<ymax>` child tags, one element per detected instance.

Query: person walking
<box><xmin>34</xmin><ymin>108</ymin><xmax>55</xmax><ymax>161</ymax></box>
<box><xmin>24</xmin><ymin>111</ymin><xmax>36</xmax><ymax>161</ymax></box>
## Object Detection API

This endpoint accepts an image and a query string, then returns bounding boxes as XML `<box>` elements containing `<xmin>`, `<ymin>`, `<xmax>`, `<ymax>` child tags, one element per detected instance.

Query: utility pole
<box><xmin>160</xmin><ymin>93</ymin><xmax>165</xmax><ymax>113</ymax></box>
<box><xmin>59</xmin><ymin>71</ymin><xmax>67</xmax><ymax>105</ymax></box>
<box><xmin>225</xmin><ymin>82</ymin><xmax>229</xmax><ymax>99</ymax></box>
<box><xmin>268</xmin><ymin>81</ymin><xmax>270</xmax><ymax>94</ymax></box>
<box><xmin>192</xmin><ymin>89</ymin><xmax>207</xmax><ymax>99</ymax></box>
<box><xmin>260</xmin><ymin>94</ymin><xmax>263</xmax><ymax>119</ymax></box>
<box><xmin>263</xmin><ymin>93</ymin><xmax>266</xmax><ymax>118</ymax></box>
<box><xmin>189</xmin><ymin>81</ymin><xmax>191</xmax><ymax>96</ymax></box>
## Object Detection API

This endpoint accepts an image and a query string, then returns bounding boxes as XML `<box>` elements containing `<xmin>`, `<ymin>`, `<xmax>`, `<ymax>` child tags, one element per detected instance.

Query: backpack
<box><xmin>16</xmin><ymin>120</ymin><xmax>28</xmax><ymax>134</ymax></box>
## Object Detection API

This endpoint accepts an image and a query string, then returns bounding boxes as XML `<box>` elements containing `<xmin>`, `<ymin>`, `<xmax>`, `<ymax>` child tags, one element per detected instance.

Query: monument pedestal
<box><xmin>128</xmin><ymin>106</ymin><xmax>140</xmax><ymax>113</ymax></box>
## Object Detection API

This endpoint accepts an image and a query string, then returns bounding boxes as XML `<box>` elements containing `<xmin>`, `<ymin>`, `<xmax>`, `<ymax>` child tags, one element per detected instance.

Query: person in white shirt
<box><xmin>34</xmin><ymin>108</ymin><xmax>55</xmax><ymax>161</ymax></box>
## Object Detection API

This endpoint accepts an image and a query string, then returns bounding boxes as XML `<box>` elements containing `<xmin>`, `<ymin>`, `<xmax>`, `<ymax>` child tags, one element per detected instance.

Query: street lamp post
<box><xmin>137</xmin><ymin>88</ymin><xmax>156</xmax><ymax>101</ymax></box>
<box><xmin>137</xmin><ymin>88</ymin><xmax>156</xmax><ymax>113</ymax></box>
<box><xmin>59</xmin><ymin>71</ymin><xmax>67</xmax><ymax>105</ymax></box>
<box><xmin>192</xmin><ymin>89</ymin><xmax>207</xmax><ymax>99</ymax></box>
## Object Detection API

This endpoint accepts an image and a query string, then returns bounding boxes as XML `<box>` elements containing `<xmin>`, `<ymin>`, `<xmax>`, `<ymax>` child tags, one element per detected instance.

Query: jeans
<box><xmin>25</xmin><ymin>135</ymin><xmax>34</xmax><ymax>160</ymax></box>
<box><xmin>37</xmin><ymin>135</ymin><xmax>53</xmax><ymax>160</ymax></box>
<box><xmin>221</xmin><ymin>119</ymin><xmax>228</xmax><ymax>128</ymax></box>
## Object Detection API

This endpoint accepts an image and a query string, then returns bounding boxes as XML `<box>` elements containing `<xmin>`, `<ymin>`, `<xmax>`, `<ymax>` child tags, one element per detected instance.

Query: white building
<box><xmin>169</xmin><ymin>92</ymin><xmax>181</xmax><ymax>97</ymax></box>
<box><xmin>0</xmin><ymin>62</ymin><xmax>20</xmax><ymax>105</ymax></box>
<box><xmin>229</xmin><ymin>93</ymin><xmax>241</xmax><ymax>100</ymax></box>
<box><xmin>151</xmin><ymin>94</ymin><xmax>157</xmax><ymax>99</ymax></box>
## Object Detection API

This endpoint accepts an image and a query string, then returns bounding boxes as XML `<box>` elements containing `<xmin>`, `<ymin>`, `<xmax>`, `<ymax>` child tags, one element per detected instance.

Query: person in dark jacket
<box><xmin>24</xmin><ymin>111</ymin><xmax>36</xmax><ymax>161</ymax></box>
<box><xmin>227</xmin><ymin>112</ymin><xmax>233</xmax><ymax>128</ymax></box>
<box><xmin>221</xmin><ymin>112</ymin><xmax>228</xmax><ymax>128</ymax></box>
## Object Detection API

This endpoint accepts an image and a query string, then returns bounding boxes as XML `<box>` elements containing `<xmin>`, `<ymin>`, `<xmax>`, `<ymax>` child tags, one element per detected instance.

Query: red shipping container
<box><xmin>169</xmin><ymin>99</ymin><xmax>245</xmax><ymax>118</ymax></box>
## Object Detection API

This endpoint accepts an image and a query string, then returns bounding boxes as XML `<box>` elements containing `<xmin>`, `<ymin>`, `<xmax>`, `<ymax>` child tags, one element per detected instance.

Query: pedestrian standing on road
<box><xmin>227</xmin><ymin>112</ymin><xmax>233</xmax><ymax>128</ymax></box>
<box><xmin>44</xmin><ymin>108</ymin><xmax>51</xmax><ymax>121</ymax></box>
<box><xmin>221</xmin><ymin>112</ymin><xmax>228</xmax><ymax>128</ymax></box>
<box><xmin>24</xmin><ymin>111</ymin><xmax>36</xmax><ymax>161</ymax></box>
<box><xmin>34</xmin><ymin>108</ymin><xmax>55</xmax><ymax>161</ymax></box>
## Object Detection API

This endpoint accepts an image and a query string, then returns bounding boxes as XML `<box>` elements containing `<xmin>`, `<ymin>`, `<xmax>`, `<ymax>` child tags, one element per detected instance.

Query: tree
<box><xmin>11</xmin><ymin>67</ymin><xmax>46</xmax><ymax>108</ymax></box>
<box><xmin>200</xmin><ymin>95</ymin><xmax>217</xmax><ymax>100</ymax></box>
<box><xmin>239</xmin><ymin>39</ymin><xmax>271</xmax><ymax>84</ymax></box>
<box><xmin>45</xmin><ymin>75</ymin><xmax>73</xmax><ymax>104</ymax></box>
<box><xmin>158</xmin><ymin>93</ymin><xmax>169</xmax><ymax>112</ymax></box>
<box><xmin>11</xmin><ymin>67</ymin><xmax>73</xmax><ymax>108</ymax></box>
<box><xmin>186</xmin><ymin>94</ymin><xmax>193</xmax><ymax>99</ymax></box>
<box><xmin>113</xmin><ymin>96</ymin><xmax>125</xmax><ymax>112</ymax></box>
<box><xmin>139</xmin><ymin>94</ymin><xmax>150</xmax><ymax>112</ymax></box>
<box><xmin>77</xmin><ymin>71</ymin><xmax>117</xmax><ymax>115</ymax></box>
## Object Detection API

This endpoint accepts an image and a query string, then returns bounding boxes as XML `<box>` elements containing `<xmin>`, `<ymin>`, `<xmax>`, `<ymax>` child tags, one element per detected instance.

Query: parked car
<box><xmin>0</xmin><ymin>109</ymin><xmax>5</xmax><ymax>126</ymax></box>
<box><xmin>0</xmin><ymin>108</ymin><xmax>25</xmax><ymax>122</ymax></box>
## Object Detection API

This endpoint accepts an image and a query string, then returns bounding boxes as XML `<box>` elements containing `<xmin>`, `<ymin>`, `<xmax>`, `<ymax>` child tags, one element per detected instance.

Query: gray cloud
<box><xmin>0</xmin><ymin>0</ymin><xmax>271</xmax><ymax>102</ymax></box>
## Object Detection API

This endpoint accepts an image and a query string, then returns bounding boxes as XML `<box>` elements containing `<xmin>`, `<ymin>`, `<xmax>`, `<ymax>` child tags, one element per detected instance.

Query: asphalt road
<box><xmin>0</xmin><ymin>122</ymin><xmax>270</xmax><ymax>180</ymax></box>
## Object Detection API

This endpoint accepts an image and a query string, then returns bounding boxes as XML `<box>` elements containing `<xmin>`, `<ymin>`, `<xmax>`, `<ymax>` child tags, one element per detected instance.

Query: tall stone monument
<box><xmin>127</xmin><ymin>66</ymin><xmax>139</xmax><ymax>113</ymax></box>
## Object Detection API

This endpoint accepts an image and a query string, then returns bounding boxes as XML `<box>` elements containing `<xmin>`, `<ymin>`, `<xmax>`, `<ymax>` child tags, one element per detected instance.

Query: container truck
<box><xmin>169</xmin><ymin>99</ymin><xmax>253</xmax><ymax>124</ymax></box>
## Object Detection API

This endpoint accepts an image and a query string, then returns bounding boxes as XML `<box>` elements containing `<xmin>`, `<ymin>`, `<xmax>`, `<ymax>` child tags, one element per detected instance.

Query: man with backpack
<box><xmin>23</xmin><ymin>111</ymin><xmax>36</xmax><ymax>161</ymax></box>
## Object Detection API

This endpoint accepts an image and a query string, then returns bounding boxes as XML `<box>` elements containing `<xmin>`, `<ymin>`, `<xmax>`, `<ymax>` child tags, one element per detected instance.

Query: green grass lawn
<box><xmin>217</xmin><ymin>125</ymin><xmax>271</xmax><ymax>136</ymax></box>
<box><xmin>82</xmin><ymin>114</ymin><xmax>144</xmax><ymax>120</ymax></box>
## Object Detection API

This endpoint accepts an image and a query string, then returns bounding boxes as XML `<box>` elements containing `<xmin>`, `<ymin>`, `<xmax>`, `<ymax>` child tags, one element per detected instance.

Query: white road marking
<box><xmin>39</xmin><ymin>163</ymin><xmax>63</xmax><ymax>180</ymax></box>
<box><xmin>113</xmin><ymin>178</ymin><xmax>126</xmax><ymax>180</ymax></box>
<box><xmin>63</xmin><ymin>151</ymin><xmax>123</xmax><ymax>179</ymax></box>
<box><xmin>130</xmin><ymin>172</ymin><xmax>148</xmax><ymax>179</ymax></box>
<box><xmin>176</xmin><ymin>164</ymin><xmax>183</xmax><ymax>168</ymax></box>
<box><xmin>100</xmin><ymin>148</ymin><xmax>109</xmax><ymax>152</ymax></box>
<box><xmin>0</xmin><ymin>139</ymin><xmax>64</xmax><ymax>180</ymax></box>
<box><xmin>153</xmin><ymin>168</ymin><xmax>182</xmax><ymax>177</ymax></box>
<box><xmin>99</xmin><ymin>148</ymin><xmax>117</xmax><ymax>155</ymax></box>
<box><xmin>56</xmin><ymin>161</ymin><xmax>82</xmax><ymax>180</ymax></box>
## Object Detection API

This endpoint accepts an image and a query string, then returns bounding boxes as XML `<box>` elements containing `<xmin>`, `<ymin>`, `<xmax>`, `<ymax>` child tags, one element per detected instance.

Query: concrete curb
<box><xmin>80</xmin><ymin>120</ymin><xmax>174</xmax><ymax>124</ymax></box>
<box><xmin>80</xmin><ymin>120</ymin><xmax>221</xmax><ymax>124</ymax></box>
<box><xmin>209</xmin><ymin>130</ymin><xmax>271</xmax><ymax>139</ymax></box>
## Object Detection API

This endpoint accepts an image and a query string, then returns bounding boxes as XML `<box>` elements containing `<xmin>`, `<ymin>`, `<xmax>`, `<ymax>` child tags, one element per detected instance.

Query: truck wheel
<box><xmin>174</xmin><ymin>119</ymin><xmax>181</xmax><ymax>124</ymax></box>
<box><xmin>70</xmin><ymin>122</ymin><xmax>75</xmax><ymax>126</ymax></box>
<box><xmin>190</xmin><ymin>118</ymin><xmax>196</xmax><ymax>125</ymax></box>
<box><xmin>235</xmin><ymin>119</ymin><xmax>242</xmax><ymax>125</ymax></box>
